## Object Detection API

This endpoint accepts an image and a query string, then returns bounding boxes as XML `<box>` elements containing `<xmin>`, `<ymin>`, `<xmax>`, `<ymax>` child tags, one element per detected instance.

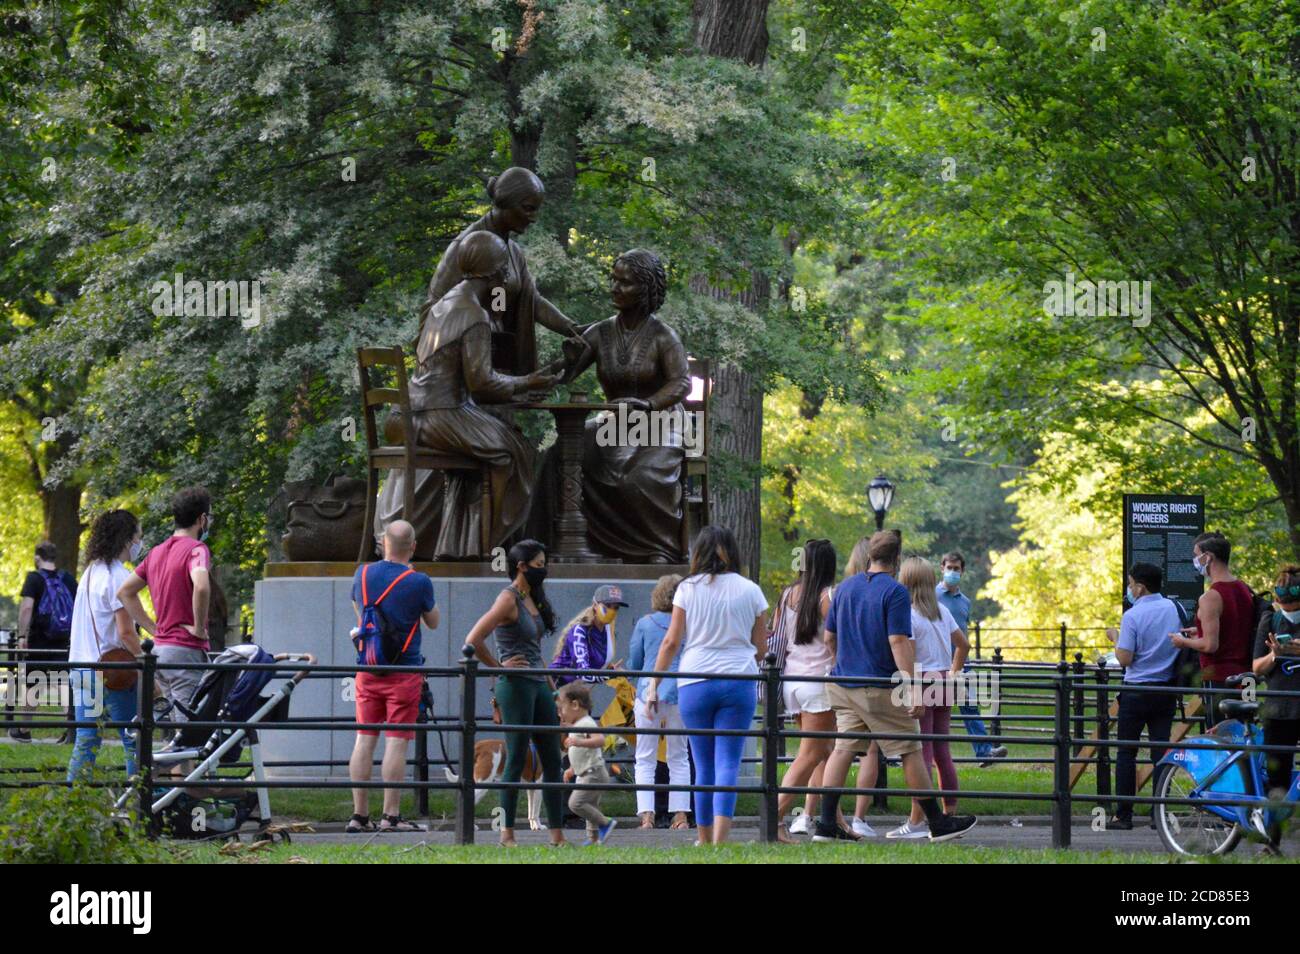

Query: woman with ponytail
<box><xmin>464</xmin><ymin>539</ymin><xmax>568</xmax><ymax>846</ymax></box>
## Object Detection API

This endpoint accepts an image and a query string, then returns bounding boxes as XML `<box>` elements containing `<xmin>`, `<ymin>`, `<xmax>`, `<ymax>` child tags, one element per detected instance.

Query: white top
<box><xmin>673</xmin><ymin>572</ymin><xmax>769</xmax><ymax>686</ymax></box>
<box><xmin>911</xmin><ymin>604</ymin><xmax>959</xmax><ymax>673</ymax></box>
<box><xmin>567</xmin><ymin>714</ymin><xmax>605</xmax><ymax>777</ymax></box>
<box><xmin>69</xmin><ymin>560</ymin><xmax>131</xmax><ymax>664</ymax></box>
<box><xmin>783</xmin><ymin>587</ymin><xmax>835</xmax><ymax>677</ymax></box>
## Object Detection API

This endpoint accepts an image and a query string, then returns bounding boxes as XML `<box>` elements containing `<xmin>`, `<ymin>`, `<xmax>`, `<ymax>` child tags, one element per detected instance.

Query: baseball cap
<box><xmin>593</xmin><ymin>584</ymin><xmax>628</xmax><ymax>607</ymax></box>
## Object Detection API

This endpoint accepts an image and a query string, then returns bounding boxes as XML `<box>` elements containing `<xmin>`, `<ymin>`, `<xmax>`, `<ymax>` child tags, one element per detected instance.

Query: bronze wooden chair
<box><xmin>356</xmin><ymin>346</ymin><xmax>493</xmax><ymax>561</ymax></box>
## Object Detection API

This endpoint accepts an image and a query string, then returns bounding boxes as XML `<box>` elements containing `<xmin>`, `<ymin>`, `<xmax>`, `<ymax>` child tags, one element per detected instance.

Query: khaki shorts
<box><xmin>826</xmin><ymin>683</ymin><xmax>922</xmax><ymax>758</ymax></box>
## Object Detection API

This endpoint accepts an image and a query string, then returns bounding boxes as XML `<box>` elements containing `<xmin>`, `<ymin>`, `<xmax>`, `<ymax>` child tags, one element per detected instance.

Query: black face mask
<box><xmin>522</xmin><ymin>566</ymin><xmax>547</xmax><ymax>588</ymax></box>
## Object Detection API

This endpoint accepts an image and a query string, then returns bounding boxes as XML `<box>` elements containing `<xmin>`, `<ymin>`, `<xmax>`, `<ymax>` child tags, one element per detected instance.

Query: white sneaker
<box><xmin>886</xmin><ymin>820</ymin><xmax>929</xmax><ymax>840</ymax></box>
<box><xmin>850</xmin><ymin>817</ymin><xmax>878</xmax><ymax>838</ymax></box>
<box><xmin>788</xmin><ymin>813</ymin><xmax>810</xmax><ymax>835</ymax></box>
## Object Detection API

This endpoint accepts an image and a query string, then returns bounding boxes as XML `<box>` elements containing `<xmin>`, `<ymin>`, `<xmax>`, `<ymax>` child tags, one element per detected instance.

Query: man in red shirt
<box><xmin>1171</xmin><ymin>531</ymin><xmax>1254</xmax><ymax>727</ymax></box>
<box><xmin>118</xmin><ymin>487</ymin><xmax>214</xmax><ymax>718</ymax></box>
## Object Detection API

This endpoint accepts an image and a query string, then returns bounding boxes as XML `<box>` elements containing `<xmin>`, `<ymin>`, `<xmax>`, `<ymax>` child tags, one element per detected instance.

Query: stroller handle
<box><xmin>273</xmin><ymin>652</ymin><xmax>318</xmax><ymax>685</ymax></box>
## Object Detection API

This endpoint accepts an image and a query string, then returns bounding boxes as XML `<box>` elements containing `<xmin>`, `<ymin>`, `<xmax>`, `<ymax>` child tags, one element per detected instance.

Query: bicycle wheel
<box><xmin>1154</xmin><ymin>763</ymin><xmax>1242</xmax><ymax>856</ymax></box>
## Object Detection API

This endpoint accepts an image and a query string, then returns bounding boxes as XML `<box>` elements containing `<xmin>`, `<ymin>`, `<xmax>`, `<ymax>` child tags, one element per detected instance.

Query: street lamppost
<box><xmin>867</xmin><ymin>475</ymin><xmax>895</xmax><ymax>531</ymax></box>
<box><xmin>864</xmin><ymin>474</ymin><xmax>896</xmax><ymax>810</ymax></box>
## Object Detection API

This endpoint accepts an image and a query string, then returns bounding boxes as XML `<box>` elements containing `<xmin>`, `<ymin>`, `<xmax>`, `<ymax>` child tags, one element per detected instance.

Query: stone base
<box><xmin>252</xmin><ymin>569</ymin><xmax>680</xmax><ymax>778</ymax></box>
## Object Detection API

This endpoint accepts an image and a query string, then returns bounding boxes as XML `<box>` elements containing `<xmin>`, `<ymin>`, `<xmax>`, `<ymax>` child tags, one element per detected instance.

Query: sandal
<box><xmin>670</xmin><ymin>812</ymin><xmax>691</xmax><ymax>830</ymax></box>
<box><xmin>345</xmin><ymin>813</ymin><xmax>375</xmax><ymax>833</ymax></box>
<box><xmin>378</xmin><ymin>814</ymin><xmax>426</xmax><ymax>832</ymax></box>
<box><xmin>639</xmin><ymin>812</ymin><xmax>656</xmax><ymax>830</ymax></box>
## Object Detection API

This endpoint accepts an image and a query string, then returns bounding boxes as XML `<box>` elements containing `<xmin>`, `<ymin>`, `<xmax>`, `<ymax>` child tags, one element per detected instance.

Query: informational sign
<box><xmin>1122</xmin><ymin>494</ymin><xmax>1205</xmax><ymax>618</ymax></box>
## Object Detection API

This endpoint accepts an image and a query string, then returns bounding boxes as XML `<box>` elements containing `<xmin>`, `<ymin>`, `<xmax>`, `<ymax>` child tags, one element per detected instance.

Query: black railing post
<box><xmin>1059</xmin><ymin>622</ymin><xmax>1067</xmax><ymax>662</ymax></box>
<box><xmin>139</xmin><ymin>649</ymin><xmax>156</xmax><ymax>837</ymax></box>
<box><xmin>455</xmin><ymin>645</ymin><xmax>478</xmax><ymax>845</ymax></box>
<box><xmin>990</xmin><ymin>647</ymin><xmax>1004</xmax><ymax>739</ymax></box>
<box><xmin>1052</xmin><ymin>661</ymin><xmax>1072</xmax><ymax>849</ymax></box>
<box><xmin>414</xmin><ymin>679</ymin><xmax>431</xmax><ymax>817</ymax></box>
<box><xmin>1</xmin><ymin>628</ymin><xmax>14</xmax><ymax>730</ymax></box>
<box><xmin>1096</xmin><ymin>665</ymin><xmax>1112</xmax><ymax>812</ymax></box>
<box><xmin>760</xmin><ymin>653</ymin><xmax>780</xmax><ymax>842</ymax></box>
<box><xmin>973</xmin><ymin>620</ymin><xmax>981</xmax><ymax>659</ymax></box>
<box><xmin>1071</xmin><ymin>652</ymin><xmax>1085</xmax><ymax>755</ymax></box>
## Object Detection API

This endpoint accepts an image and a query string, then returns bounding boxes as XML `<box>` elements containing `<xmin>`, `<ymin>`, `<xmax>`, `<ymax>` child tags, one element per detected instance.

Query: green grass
<box><xmin>172</xmin><ymin>841</ymin><xmax>1297</xmax><ymax>865</ymax></box>
<box><xmin>0</xmin><ymin>692</ymin><xmax>1137</xmax><ymax>824</ymax></box>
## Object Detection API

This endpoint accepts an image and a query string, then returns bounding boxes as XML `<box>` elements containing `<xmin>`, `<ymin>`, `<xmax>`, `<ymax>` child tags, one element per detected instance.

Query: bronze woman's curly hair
<box><xmin>615</xmin><ymin>248</ymin><xmax>667</xmax><ymax>315</ymax></box>
<box><xmin>85</xmin><ymin>509</ymin><xmax>139</xmax><ymax>566</ymax></box>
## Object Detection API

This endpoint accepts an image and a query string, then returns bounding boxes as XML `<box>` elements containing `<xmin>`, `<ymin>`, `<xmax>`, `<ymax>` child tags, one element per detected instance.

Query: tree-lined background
<box><xmin>3</xmin><ymin>0</ymin><xmax>1297</xmax><ymax>653</ymax></box>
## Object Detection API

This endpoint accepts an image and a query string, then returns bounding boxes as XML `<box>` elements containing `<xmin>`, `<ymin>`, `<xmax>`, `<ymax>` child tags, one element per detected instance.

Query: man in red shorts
<box><xmin>347</xmin><ymin>520</ymin><xmax>438</xmax><ymax>833</ymax></box>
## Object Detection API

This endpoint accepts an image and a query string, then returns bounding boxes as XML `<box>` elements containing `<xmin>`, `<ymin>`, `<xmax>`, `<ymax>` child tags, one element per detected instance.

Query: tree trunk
<box><xmin>690</xmin><ymin>0</ymin><xmax>771</xmax><ymax>579</ymax></box>
<box><xmin>42</xmin><ymin>480</ymin><xmax>83</xmax><ymax>573</ymax></box>
<box><xmin>691</xmin><ymin>0</ymin><xmax>770</xmax><ymax>65</ymax></box>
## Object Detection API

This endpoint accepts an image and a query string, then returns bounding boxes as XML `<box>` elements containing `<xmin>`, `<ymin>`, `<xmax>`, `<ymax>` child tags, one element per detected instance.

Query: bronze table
<box><xmin>516</xmin><ymin>399</ymin><xmax>621</xmax><ymax>563</ymax></box>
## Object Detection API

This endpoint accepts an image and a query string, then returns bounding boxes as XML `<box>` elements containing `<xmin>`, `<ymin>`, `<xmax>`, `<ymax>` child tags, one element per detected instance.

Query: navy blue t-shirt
<box><xmin>826</xmin><ymin>571</ymin><xmax>913</xmax><ymax>686</ymax></box>
<box><xmin>351</xmin><ymin>560</ymin><xmax>435</xmax><ymax>666</ymax></box>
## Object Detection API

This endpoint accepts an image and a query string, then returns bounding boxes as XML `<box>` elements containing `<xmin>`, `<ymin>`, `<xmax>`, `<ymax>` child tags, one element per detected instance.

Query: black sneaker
<box><xmin>7</xmin><ymin>728</ymin><xmax>31</xmax><ymax>743</ymax></box>
<box><xmin>928</xmin><ymin>814</ymin><xmax>977</xmax><ymax>843</ymax></box>
<box><xmin>811</xmin><ymin>820</ymin><xmax>861</xmax><ymax>843</ymax></box>
<box><xmin>1109</xmin><ymin>816</ymin><xmax>1133</xmax><ymax>830</ymax></box>
<box><xmin>979</xmin><ymin>746</ymin><xmax>1009</xmax><ymax>767</ymax></box>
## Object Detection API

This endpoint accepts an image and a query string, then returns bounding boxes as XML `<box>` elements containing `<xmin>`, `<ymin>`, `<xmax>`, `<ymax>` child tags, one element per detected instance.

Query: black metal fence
<box><xmin>2</xmin><ymin>637</ymin><xmax>1298</xmax><ymax>851</ymax></box>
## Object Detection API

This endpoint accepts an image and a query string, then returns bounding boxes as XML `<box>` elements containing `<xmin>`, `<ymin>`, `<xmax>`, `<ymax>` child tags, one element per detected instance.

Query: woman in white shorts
<box><xmin>775</xmin><ymin>539</ymin><xmax>838</xmax><ymax>842</ymax></box>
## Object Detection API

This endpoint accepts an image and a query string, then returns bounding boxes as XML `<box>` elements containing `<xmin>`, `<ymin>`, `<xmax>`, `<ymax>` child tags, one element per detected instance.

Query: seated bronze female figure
<box><xmin>563</xmin><ymin>249</ymin><xmax>690</xmax><ymax>563</ymax></box>
<box><xmin>399</xmin><ymin>231</ymin><xmax>560</xmax><ymax>557</ymax></box>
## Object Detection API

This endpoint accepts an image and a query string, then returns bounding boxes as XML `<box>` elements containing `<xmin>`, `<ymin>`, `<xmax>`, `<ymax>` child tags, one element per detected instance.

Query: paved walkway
<box><xmin>290</xmin><ymin>816</ymin><xmax>1299</xmax><ymax>853</ymax></box>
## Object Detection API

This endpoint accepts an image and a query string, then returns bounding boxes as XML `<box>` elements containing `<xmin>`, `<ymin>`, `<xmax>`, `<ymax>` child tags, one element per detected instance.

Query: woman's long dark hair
<box><xmin>84</xmin><ymin>510</ymin><xmax>139</xmax><ymax>567</ymax></box>
<box><xmin>792</xmin><ymin>539</ymin><xmax>837</xmax><ymax>645</ymax></box>
<box><xmin>507</xmin><ymin>538</ymin><xmax>556</xmax><ymax>632</ymax></box>
<box><xmin>687</xmin><ymin>525</ymin><xmax>741</xmax><ymax>581</ymax></box>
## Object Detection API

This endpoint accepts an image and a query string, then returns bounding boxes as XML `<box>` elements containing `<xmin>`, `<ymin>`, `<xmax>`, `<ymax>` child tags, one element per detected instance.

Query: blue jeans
<box><xmin>679</xmin><ymin>678</ymin><xmax>756</xmax><ymax>827</ymax></box>
<box><xmin>959</xmin><ymin>704</ymin><xmax>993</xmax><ymax>758</ymax></box>
<box><xmin>67</xmin><ymin>669</ymin><xmax>138</xmax><ymax>781</ymax></box>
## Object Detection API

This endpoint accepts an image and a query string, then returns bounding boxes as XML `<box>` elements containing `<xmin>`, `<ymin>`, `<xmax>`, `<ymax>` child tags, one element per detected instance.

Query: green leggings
<box><xmin>496</xmin><ymin>675</ymin><xmax>565</xmax><ymax>829</ymax></box>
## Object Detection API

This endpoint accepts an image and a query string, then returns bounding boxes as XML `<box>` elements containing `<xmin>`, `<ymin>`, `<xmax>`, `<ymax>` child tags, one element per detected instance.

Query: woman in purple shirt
<box><xmin>550</xmin><ymin>584</ymin><xmax>629</xmax><ymax>686</ymax></box>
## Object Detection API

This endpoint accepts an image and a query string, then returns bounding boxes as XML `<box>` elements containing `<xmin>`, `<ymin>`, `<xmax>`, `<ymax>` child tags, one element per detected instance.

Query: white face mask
<box><xmin>129</xmin><ymin>539</ymin><xmax>144</xmax><ymax>561</ymax></box>
<box><xmin>1282</xmin><ymin>609</ymin><xmax>1300</xmax><ymax>624</ymax></box>
<box><xmin>1194</xmin><ymin>554</ymin><xmax>1211</xmax><ymax>576</ymax></box>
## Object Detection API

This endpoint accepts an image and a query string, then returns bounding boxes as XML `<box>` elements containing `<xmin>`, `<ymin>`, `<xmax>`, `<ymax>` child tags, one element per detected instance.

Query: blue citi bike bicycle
<box><xmin>1154</xmin><ymin>673</ymin><xmax>1300</xmax><ymax>856</ymax></box>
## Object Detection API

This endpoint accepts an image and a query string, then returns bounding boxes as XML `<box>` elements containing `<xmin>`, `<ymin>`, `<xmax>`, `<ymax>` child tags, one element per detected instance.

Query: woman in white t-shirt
<box><xmin>67</xmin><ymin>510</ymin><xmax>145</xmax><ymax>782</ymax></box>
<box><xmin>892</xmin><ymin>557</ymin><xmax>970</xmax><ymax>837</ymax></box>
<box><xmin>648</xmin><ymin>525</ymin><xmax>767</xmax><ymax>845</ymax></box>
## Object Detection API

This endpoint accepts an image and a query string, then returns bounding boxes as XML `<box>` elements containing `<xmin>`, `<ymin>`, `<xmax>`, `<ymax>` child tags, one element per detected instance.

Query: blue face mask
<box><xmin>1126</xmin><ymin>586</ymin><xmax>1138</xmax><ymax>604</ymax></box>
<box><xmin>129</xmin><ymin>539</ymin><xmax>144</xmax><ymax>561</ymax></box>
<box><xmin>942</xmin><ymin>570</ymin><xmax>961</xmax><ymax>586</ymax></box>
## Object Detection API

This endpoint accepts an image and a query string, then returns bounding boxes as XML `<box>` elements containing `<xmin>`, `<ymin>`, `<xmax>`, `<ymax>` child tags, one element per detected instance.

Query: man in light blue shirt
<box><xmin>937</xmin><ymin>551</ymin><xmax>1007</xmax><ymax>765</ymax></box>
<box><xmin>1105</xmin><ymin>562</ymin><xmax>1182</xmax><ymax>828</ymax></box>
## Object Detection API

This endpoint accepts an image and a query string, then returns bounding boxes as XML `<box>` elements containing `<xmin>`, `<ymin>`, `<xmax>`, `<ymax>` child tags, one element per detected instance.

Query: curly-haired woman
<box><xmin>67</xmin><ymin>509</ymin><xmax>145</xmax><ymax>781</ymax></box>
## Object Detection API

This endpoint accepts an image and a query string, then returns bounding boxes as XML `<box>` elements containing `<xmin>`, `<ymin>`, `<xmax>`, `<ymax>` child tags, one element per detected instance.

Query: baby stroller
<box><xmin>114</xmin><ymin>645</ymin><xmax>316</xmax><ymax>840</ymax></box>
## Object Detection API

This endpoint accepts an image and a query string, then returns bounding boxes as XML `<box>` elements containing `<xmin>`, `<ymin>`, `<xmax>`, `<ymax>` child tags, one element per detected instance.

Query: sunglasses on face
<box><xmin>1275</xmin><ymin>583</ymin><xmax>1300</xmax><ymax>600</ymax></box>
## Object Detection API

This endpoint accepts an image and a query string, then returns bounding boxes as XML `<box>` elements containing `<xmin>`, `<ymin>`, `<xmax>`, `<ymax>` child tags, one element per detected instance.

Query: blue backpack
<box><xmin>353</xmin><ymin>564</ymin><xmax>418</xmax><ymax>667</ymax></box>
<box><xmin>36</xmin><ymin>569</ymin><xmax>74</xmax><ymax>637</ymax></box>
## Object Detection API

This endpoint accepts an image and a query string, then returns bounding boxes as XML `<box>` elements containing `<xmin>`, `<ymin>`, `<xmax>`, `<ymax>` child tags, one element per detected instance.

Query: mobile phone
<box><xmin>1277</xmin><ymin>632</ymin><xmax>1293</xmax><ymax>646</ymax></box>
